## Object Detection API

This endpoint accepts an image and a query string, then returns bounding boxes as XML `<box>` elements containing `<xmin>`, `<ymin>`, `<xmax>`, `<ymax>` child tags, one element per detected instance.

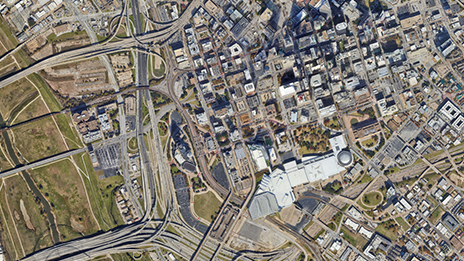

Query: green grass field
<box><xmin>0</xmin><ymin>56</ymin><xmax>18</xmax><ymax>78</ymax></box>
<box><xmin>0</xmin><ymin>17</ymin><xmax>18</xmax><ymax>52</ymax></box>
<box><xmin>0</xmin><ymin>185</ymin><xmax>24</xmax><ymax>260</ymax></box>
<box><xmin>128</xmin><ymin>137</ymin><xmax>138</xmax><ymax>151</ymax></box>
<box><xmin>0</xmin><ymin>78</ymin><xmax>36</xmax><ymax>119</ymax></box>
<box><xmin>12</xmin><ymin>117</ymin><xmax>68</xmax><ymax>162</ymax></box>
<box><xmin>356</xmin><ymin>174</ymin><xmax>372</xmax><ymax>185</ymax></box>
<box><xmin>158</xmin><ymin>121</ymin><xmax>168</xmax><ymax>136</ymax></box>
<box><xmin>340</xmin><ymin>225</ymin><xmax>368</xmax><ymax>250</ymax></box>
<box><xmin>423</xmin><ymin>149</ymin><xmax>444</xmax><ymax>161</ymax></box>
<box><xmin>143</xmin><ymin>133</ymin><xmax>150</xmax><ymax>151</ymax></box>
<box><xmin>356</xmin><ymin>198</ymin><xmax>372</xmax><ymax>210</ymax></box>
<box><xmin>153</xmin><ymin>60</ymin><xmax>165</xmax><ymax>78</ymax></box>
<box><xmin>327</xmin><ymin>222</ymin><xmax>336</xmax><ymax>231</ymax></box>
<box><xmin>0</xmin><ymin>144</ymin><xmax>12</xmax><ymax>171</ymax></box>
<box><xmin>395</xmin><ymin>177</ymin><xmax>419</xmax><ymax>188</ymax></box>
<box><xmin>423</xmin><ymin>173</ymin><xmax>440</xmax><ymax>190</ymax></box>
<box><xmin>28</xmin><ymin>73</ymin><xmax>62</xmax><ymax>112</ymax></box>
<box><xmin>1</xmin><ymin>174</ymin><xmax>54</xmax><ymax>256</ymax></box>
<box><xmin>375</xmin><ymin>220</ymin><xmax>398</xmax><ymax>241</ymax></box>
<box><xmin>361</xmin><ymin>135</ymin><xmax>378</xmax><ymax>148</ymax></box>
<box><xmin>14</xmin><ymin>49</ymin><xmax>31</xmax><ymax>68</ymax></box>
<box><xmin>55</xmin><ymin>113</ymin><xmax>83</xmax><ymax>149</ymax></box>
<box><xmin>426</xmin><ymin>195</ymin><xmax>439</xmax><ymax>207</ymax></box>
<box><xmin>430</xmin><ymin>206</ymin><xmax>445</xmax><ymax>224</ymax></box>
<box><xmin>332</xmin><ymin>211</ymin><xmax>343</xmax><ymax>227</ymax></box>
<box><xmin>30</xmin><ymin>158</ymin><xmax>100</xmax><ymax>241</ymax></box>
<box><xmin>10</xmin><ymin>95</ymin><xmax>47</xmax><ymax>125</ymax></box>
<box><xmin>193</xmin><ymin>191</ymin><xmax>223</xmax><ymax>223</ymax></box>
<box><xmin>395</xmin><ymin>217</ymin><xmax>410</xmax><ymax>231</ymax></box>
<box><xmin>73</xmin><ymin>152</ymin><xmax>125</xmax><ymax>231</ymax></box>
<box><xmin>362</xmin><ymin>191</ymin><xmax>382</xmax><ymax>206</ymax></box>
<box><xmin>47</xmin><ymin>30</ymin><xmax>89</xmax><ymax>43</ymax></box>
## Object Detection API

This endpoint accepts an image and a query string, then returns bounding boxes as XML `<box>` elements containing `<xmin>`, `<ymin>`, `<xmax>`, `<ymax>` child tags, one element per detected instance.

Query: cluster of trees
<box><xmin>323</xmin><ymin>116</ymin><xmax>342</xmax><ymax>130</ymax></box>
<box><xmin>356</xmin><ymin>136</ymin><xmax>385</xmax><ymax>158</ymax></box>
<box><xmin>158</xmin><ymin>122</ymin><xmax>168</xmax><ymax>136</ymax></box>
<box><xmin>357</xmin><ymin>107</ymin><xmax>376</xmax><ymax>119</ymax></box>
<box><xmin>190</xmin><ymin>177</ymin><xmax>205</xmax><ymax>191</ymax></box>
<box><xmin>322</xmin><ymin>181</ymin><xmax>343</xmax><ymax>194</ymax></box>
<box><xmin>295</xmin><ymin>127</ymin><xmax>331</xmax><ymax>152</ymax></box>
<box><xmin>151</xmin><ymin>91</ymin><xmax>172</xmax><ymax>108</ymax></box>
<box><xmin>382</xmin><ymin>220</ymin><xmax>399</xmax><ymax>232</ymax></box>
<box><xmin>295</xmin><ymin>127</ymin><xmax>330</xmax><ymax>140</ymax></box>
<box><xmin>299</xmin><ymin>140</ymin><xmax>327</xmax><ymax>152</ymax></box>
<box><xmin>242</xmin><ymin>126</ymin><xmax>254</xmax><ymax>139</ymax></box>
<box><xmin>216</xmin><ymin>132</ymin><xmax>230</xmax><ymax>147</ymax></box>
<box><xmin>170</xmin><ymin>164</ymin><xmax>181</xmax><ymax>175</ymax></box>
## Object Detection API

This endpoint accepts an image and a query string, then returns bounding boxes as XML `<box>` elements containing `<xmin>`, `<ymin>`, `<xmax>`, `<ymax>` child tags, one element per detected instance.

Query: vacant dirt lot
<box><xmin>25</xmin><ymin>35</ymin><xmax>48</xmax><ymax>54</ymax></box>
<box><xmin>43</xmin><ymin>59</ymin><xmax>112</xmax><ymax>96</ymax></box>
<box><xmin>318</xmin><ymin>205</ymin><xmax>337</xmax><ymax>225</ymax></box>
<box><xmin>31</xmin><ymin>31</ymin><xmax>91</xmax><ymax>61</ymax></box>
<box><xmin>306</xmin><ymin>222</ymin><xmax>323</xmax><ymax>238</ymax></box>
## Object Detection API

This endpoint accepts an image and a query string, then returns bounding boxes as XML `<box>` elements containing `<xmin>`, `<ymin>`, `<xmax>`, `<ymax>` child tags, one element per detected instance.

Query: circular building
<box><xmin>337</xmin><ymin>150</ymin><xmax>353</xmax><ymax>166</ymax></box>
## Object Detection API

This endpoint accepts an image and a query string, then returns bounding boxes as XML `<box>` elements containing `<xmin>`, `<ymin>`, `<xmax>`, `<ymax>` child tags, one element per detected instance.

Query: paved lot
<box><xmin>173</xmin><ymin>174</ymin><xmax>208</xmax><ymax>234</ymax></box>
<box><xmin>239</xmin><ymin>220</ymin><xmax>263</xmax><ymax>242</ymax></box>
<box><xmin>212</xmin><ymin>162</ymin><xmax>229</xmax><ymax>190</ymax></box>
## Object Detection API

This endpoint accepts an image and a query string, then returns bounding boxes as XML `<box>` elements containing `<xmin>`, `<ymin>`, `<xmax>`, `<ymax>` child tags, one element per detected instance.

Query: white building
<box><xmin>359</xmin><ymin>226</ymin><xmax>373</xmax><ymax>238</ymax></box>
<box><xmin>345</xmin><ymin>218</ymin><xmax>359</xmax><ymax>231</ymax></box>
<box><xmin>310</xmin><ymin>74</ymin><xmax>322</xmax><ymax>88</ymax></box>
<box><xmin>347</xmin><ymin>206</ymin><xmax>362</xmax><ymax>220</ymax></box>
<box><xmin>452</xmin><ymin>114</ymin><xmax>464</xmax><ymax>132</ymax></box>
<box><xmin>248</xmin><ymin>135</ymin><xmax>352</xmax><ymax>219</ymax></box>
<box><xmin>248</xmin><ymin>144</ymin><xmax>268</xmax><ymax>171</ymax></box>
<box><xmin>196</xmin><ymin>112</ymin><xmax>208</xmax><ymax>125</ymax></box>
<box><xmin>229</xmin><ymin>43</ymin><xmax>243</xmax><ymax>56</ymax></box>
<box><xmin>330</xmin><ymin>240</ymin><xmax>342</xmax><ymax>252</ymax></box>
<box><xmin>400</xmin><ymin>198</ymin><xmax>412</xmax><ymax>210</ymax></box>
<box><xmin>244</xmin><ymin>82</ymin><xmax>255</xmax><ymax>94</ymax></box>
<box><xmin>439</xmin><ymin>99</ymin><xmax>461</xmax><ymax>122</ymax></box>
<box><xmin>279</xmin><ymin>82</ymin><xmax>297</xmax><ymax>97</ymax></box>
<box><xmin>290</xmin><ymin>110</ymin><xmax>298</xmax><ymax>123</ymax></box>
<box><xmin>269</xmin><ymin>148</ymin><xmax>277</xmax><ymax>162</ymax></box>
<box><xmin>344</xmin><ymin>76</ymin><xmax>360</xmax><ymax>90</ymax></box>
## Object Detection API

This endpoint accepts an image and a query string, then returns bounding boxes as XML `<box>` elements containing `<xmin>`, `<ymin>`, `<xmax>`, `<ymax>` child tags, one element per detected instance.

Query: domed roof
<box><xmin>337</xmin><ymin>150</ymin><xmax>353</xmax><ymax>166</ymax></box>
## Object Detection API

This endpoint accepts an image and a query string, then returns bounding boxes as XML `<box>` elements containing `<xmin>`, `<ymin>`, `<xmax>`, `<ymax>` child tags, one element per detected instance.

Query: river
<box><xmin>0</xmin><ymin>113</ymin><xmax>59</xmax><ymax>243</ymax></box>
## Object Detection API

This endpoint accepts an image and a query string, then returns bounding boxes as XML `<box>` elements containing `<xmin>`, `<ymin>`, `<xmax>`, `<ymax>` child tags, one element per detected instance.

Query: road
<box><xmin>0</xmin><ymin>148</ymin><xmax>86</xmax><ymax>178</ymax></box>
<box><xmin>165</xmin><ymin>65</ymin><xmax>244</xmax><ymax>205</ymax></box>
<box><xmin>65</xmin><ymin>0</ymin><xmax>146</xmax><ymax>218</ymax></box>
<box><xmin>0</xmin><ymin>129</ymin><xmax>141</xmax><ymax>178</ymax></box>
<box><xmin>0</xmin><ymin>0</ymin><xmax>201</xmax><ymax>89</ymax></box>
<box><xmin>3</xmin><ymin>0</ymin><xmax>294</xmax><ymax>260</ymax></box>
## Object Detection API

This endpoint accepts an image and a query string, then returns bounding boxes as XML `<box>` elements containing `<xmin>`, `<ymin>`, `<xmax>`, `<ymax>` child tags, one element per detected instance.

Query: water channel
<box><xmin>0</xmin><ymin>113</ymin><xmax>60</xmax><ymax>243</ymax></box>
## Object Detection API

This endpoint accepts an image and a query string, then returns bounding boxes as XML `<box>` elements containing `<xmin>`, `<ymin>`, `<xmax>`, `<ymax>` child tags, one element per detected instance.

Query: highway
<box><xmin>0</xmin><ymin>0</ymin><xmax>200</xmax><ymax>89</ymax></box>
<box><xmin>165</xmin><ymin>63</ymin><xmax>244</xmax><ymax>205</ymax></box>
<box><xmin>0</xmin><ymin>148</ymin><xmax>86</xmax><ymax>178</ymax></box>
<box><xmin>0</xmin><ymin>129</ymin><xmax>141</xmax><ymax>178</ymax></box>
<box><xmin>2</xmin><ymin>0</ymin><xmax>294</xmax><ymax>260</ymax></box>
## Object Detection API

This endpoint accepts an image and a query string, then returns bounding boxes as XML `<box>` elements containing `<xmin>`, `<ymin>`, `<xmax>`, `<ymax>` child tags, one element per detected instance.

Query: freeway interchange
<box><xmin>0</xmin><ymin>0</ymin><xmax>298</xmax><ymax>260</ymax></box>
